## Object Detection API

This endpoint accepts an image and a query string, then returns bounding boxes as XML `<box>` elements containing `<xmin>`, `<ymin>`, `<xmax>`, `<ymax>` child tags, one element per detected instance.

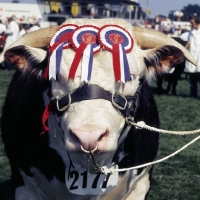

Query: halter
<box><xmin>50</xmin><ymin>82</ymin><xmax>142</xmax><ymax>120</ymax></box>
<box><xmin>47</xmin><ymin>81</ymin><xmax>143</xmax><ymax>167</ymax></box>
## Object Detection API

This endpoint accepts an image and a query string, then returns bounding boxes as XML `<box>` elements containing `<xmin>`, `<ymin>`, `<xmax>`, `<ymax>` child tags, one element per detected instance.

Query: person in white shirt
<box><xmin>184</xmin><ymin>15</ymin><xmax>200</xmax><ymax>99</ymax></box>
<box><xmin>4</xmin><ymin>17</ymin><xmax>20</xmax><ymax>49</ymax></box>
<box><xmin>3</xmin><ymin>17</ymin><xmax>19</xmax><ymax>70</ymax></box>
<box><xmin>0</xmin><ymin>19</ymin><xmax>6</xmax><ymax>34</ymax></box>
<box><xmin>27</xmin><ymin>22</ymin><xmax>40</xmax><ymax>32</ymax></box>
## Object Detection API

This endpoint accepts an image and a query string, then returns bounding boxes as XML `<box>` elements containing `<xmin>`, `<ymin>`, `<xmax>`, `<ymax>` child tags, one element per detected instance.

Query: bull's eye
<box><xmin>130</xmin><ymin>74</ymin><xmax>135</xmax><ymax>80</ymax></box>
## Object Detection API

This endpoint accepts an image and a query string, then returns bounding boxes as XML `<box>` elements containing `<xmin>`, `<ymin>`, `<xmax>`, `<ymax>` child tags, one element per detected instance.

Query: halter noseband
<box><xmin>50</xmin><ymin>82</ymin><xmax>142</xmax><ymax>119</ymax></box>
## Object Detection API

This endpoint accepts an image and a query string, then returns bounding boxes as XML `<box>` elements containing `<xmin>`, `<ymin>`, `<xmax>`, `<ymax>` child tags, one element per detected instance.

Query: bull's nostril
<box><xmin>69</xmin><ymin>129</ymin><xmax>80</xmax><ymax>143</ymax></box>
<box><xmin>98</xmin><ymin>130</ymin><xmax>109</xmax><ymax>142</ymax></box>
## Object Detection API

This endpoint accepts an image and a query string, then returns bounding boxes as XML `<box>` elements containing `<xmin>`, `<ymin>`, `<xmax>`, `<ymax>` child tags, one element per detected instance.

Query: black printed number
<box><xmin>69</xmin><ymin>171</ymin><xmax>79</xmax><ymax>190</ymax></box>
<box><xmin>102</xmin><ymin>174</ymin><xmax>111</xmax><ymax>188</ymax></box>
<box><xmin>81</xmin><ymin>171</ymin><xmax>87</xmax><ymax>188</ymax></box>
<box><xmin>69</xmin><ymin>170</ymin><xmax>110</xmax><ymax>190</ymax></box>
<box><xmin>92</xmin><ymin>172</ymin><xmax>101</xmax><ymax>188</ymax></box>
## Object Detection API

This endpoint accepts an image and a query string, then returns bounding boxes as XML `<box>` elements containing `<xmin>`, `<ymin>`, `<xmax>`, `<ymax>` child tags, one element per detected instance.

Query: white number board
<box><xmin>65</xmin><ymin>163</ymin><xmax>119</xmax><ymax>195</ymax></box>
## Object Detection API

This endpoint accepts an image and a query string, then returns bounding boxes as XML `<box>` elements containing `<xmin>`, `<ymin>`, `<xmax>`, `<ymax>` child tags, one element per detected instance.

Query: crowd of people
<box><xmin>0</xmin><ymin>14</ymin><xmax>200</xmax><ymax>99</ymax></box>
<box><xmin>0</xmin><ymin>16</ymin><xmax>40</xmax><ymax>51</ymax></box>
<box><xmin>0</xmin><ymin>16</ymin><xmax>41</xmax><ymax>70</ymax></box>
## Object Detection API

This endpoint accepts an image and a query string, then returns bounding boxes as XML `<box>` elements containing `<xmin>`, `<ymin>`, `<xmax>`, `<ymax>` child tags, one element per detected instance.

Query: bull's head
<box><xmin>0</xmin><ymin>18</ymin><xmax>196</xmax><ymax>175</ymax></box>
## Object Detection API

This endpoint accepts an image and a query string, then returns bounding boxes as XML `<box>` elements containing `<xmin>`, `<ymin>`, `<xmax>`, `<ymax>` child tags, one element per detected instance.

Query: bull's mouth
<box><xmin>68</xmin><ymin>149</ymin><xmax>114</xmax><ymax>174</ymax></box>
<box><xmin>70</xmin><ymin>154</ymin><xmax>100</xmax><ymax>174</ymax></box>
<box><xmin>80</xmin><ymin>143</ymin><xmax>100</xmax><ymax>170</ymax></box>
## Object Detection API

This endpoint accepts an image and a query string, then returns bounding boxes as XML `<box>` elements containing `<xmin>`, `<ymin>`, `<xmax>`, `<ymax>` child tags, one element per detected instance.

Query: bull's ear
<box><xmin>143</xmin><ymin>45</ymin><xmax>185</xmax><ymax>80</ymax></box>
<box><xmin>4</xmin><ymin>45</ymin><xmax>47</xmax><ymax>70</ymax></box>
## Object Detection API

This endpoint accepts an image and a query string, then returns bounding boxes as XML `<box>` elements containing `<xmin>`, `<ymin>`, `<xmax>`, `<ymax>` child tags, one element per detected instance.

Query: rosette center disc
<box><xmin>109</xmin><ymin>33</ymin><xmax>124</xmax><ymax>44</ymax></box>
<box><xmin>82</xmin><ymin>33</ymin><xmax>96</xmax><ymax>44</ymax></box>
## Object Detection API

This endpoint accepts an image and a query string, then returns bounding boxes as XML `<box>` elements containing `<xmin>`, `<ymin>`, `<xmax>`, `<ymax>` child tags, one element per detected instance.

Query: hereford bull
<box><xmin>0</xmin><ymin>18</ymin><xmax>196</xmax><ymax>200</ymax></box>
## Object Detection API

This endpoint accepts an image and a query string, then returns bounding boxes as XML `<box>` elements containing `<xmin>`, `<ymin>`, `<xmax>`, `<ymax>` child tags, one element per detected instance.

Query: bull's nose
<box><xmin>70</xmin><ymin>128</ymin><xmax>108</xmax><ymax>151</ymax></box>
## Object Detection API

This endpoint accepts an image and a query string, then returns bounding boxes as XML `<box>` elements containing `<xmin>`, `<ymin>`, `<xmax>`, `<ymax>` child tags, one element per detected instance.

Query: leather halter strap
<box><xmin>50</xmin><ymin>83</ymin><xmax>131</xmax><ymax>116</ymax></box>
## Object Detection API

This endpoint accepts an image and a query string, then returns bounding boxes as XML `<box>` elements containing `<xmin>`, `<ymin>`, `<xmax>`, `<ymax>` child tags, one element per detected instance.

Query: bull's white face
<box><xmin>51</xmin><ymin>18</ymin><xmax>144</xmax><ymax>173</ymax></box>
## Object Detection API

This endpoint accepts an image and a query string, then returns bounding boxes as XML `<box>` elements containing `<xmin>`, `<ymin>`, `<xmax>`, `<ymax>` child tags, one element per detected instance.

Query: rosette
<box><xmin>98</xmin><ymin>25</ymin><xmax>134</xmax><ymax>82</ymax></box>
<box><xmin>48</xmin><ymin>24</ymin><xmax>78</xmax><ymax>80</ymax></box>
<box><xmin>68</xmin><ymin>25</ymin><xmax>101</xmax><ymax>82</ymax></box>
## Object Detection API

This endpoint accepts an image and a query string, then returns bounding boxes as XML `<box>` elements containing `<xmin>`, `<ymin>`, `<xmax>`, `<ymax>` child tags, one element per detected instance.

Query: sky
<box><xmin>138</xmin><ymin>0</ymin><xmax>200</xmax><ymax>17</ymax></box>
<box><xmin>0</xmin><ymin>0</ymin><xmax>200</xmax><ymax>17</ymax></box>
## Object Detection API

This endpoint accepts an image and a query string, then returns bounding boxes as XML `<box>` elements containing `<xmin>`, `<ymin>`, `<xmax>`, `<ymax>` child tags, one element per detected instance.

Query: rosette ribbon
<box><xmin>98</xmin><ymin>25</ymin><xmax>134</xmax><ymax>83</ymax></box>
<box><xmin>69</xmin><ymin>25</ymin><xmax>101</xmax><ymax>82</ymax></box>
<box><xmin>42</xmin><ymin>25</ymin><xmax>78</xmax><ymax>134</ymax></box>
<box><xmin>47</xmin><ymin>24</ymin><xmax>78</xmax><ymax>80</ymax></box>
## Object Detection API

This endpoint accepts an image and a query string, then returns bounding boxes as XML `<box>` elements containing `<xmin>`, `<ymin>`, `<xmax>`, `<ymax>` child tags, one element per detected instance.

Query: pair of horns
<box><xmin>0</xmin><ymin>25</ymin><xmax>197</xmax><ymax>66</ymax></box>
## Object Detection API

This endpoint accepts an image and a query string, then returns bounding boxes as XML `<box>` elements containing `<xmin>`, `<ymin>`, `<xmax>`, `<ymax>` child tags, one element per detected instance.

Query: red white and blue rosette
<box><xmin>69</xmin><ymin>25</ymin><xmax>101</xmax><ymax>82</ymax></box>
<box><xmin>48</xmin><ymin>24</ymin><xmax>78</xmax><ymax>80</ymax></box>
<box><xmin>98</xmin><ymin>25</ymin><xmax>134</xmax><ymax>83</ymax></box>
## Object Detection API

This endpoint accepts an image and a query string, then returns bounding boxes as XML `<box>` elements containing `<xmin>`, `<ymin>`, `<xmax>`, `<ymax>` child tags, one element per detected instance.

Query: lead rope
<box><xmin>101</xmin><ymin>120</ymin><xmax>200</xmax><ymax>175</ymax></box>
<box><xmin>132</xmin><ymin>120</ymin><xmax>200</xmax><ymax>135</ymax></box>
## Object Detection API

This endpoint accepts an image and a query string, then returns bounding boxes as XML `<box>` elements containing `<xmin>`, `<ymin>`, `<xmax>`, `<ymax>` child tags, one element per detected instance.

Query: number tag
<box><xmin>65</xmin><ymin>163</ymin><xmax>119</xmax><ymax>195</ymax></box>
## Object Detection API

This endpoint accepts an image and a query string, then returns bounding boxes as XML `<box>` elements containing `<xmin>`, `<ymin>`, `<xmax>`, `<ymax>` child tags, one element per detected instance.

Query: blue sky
<box><xmin>138</xmin><ymin>0</ymin><xmax>200</xmax><ymax>17</ymax></box>
<box><xmin>0</xmin><ymin>0</ymin><xmax>200</xmax><ymax>17</ymax></box>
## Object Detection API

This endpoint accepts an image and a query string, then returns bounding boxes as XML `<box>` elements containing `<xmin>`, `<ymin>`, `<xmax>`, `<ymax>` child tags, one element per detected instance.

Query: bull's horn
<box><xmin>0</xmin><ymin>26</ymin><xmax>59</xmax><ymax>63</ymax></box>
<box><xmin>132</xmin><ymin>26</ymin><xmax>197</xmax><ymax>66</ymax></box>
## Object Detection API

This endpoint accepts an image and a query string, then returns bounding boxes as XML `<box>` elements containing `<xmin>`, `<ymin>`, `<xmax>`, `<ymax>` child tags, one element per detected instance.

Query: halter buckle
<box><xmin>112</xmin><ymin>93</ymin><xmax>127</xmax><ymax>110</ymax></box>
<box><xmin>56</xmin><ymin>94</ymin><xmax>71</xmax><ymax>111</ymax></box>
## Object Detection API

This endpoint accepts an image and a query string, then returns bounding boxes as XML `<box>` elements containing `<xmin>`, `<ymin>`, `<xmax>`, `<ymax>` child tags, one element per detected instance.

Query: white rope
<box><xmin>132</xmin><ymin>121</ymin><xmax>200</xmax><ymax>135</ymax></box>
<box><xmin>101</xmin><ymin>134</ymin><xmax>200</xmax><ymax>174</ymax></box>
<box><xmin>101</xmin><ymin>121</ymin><xmax>200</xmax><ymax>174</ymax></box>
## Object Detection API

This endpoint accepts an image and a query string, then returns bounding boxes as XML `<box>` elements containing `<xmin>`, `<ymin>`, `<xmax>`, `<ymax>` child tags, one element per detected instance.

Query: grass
<box><xmin>1</xmin><ymin>70</ymin><xmax>200</xmax><ymax>199</ymax></box>
<box><xmin>149</xmin><ymin>77</ymin><xmax>200</xmax><ymax>200</ymax></box>
<box><xmin>0</xmin><ymin>69</ymin><xmax>15</xmax><ymax>200</ymax></box>
<box><xmin>0</xmin><ymin>69</ymin><xmax>15</xmax><ymax>181</ymax></box>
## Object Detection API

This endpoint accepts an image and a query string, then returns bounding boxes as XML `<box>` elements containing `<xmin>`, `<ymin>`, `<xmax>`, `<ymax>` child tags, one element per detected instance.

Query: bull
<box><xmin>0</xmin><ymin>18</ymin><xmax>196</xmax><ymax>200</ymax></box>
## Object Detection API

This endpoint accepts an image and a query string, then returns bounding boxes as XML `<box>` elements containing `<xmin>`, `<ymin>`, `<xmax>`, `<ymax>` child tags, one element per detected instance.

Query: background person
<box><xmin>4</xmin><ymin>17</ymin><xmax>19</xmax><ymax>49</ymax></box>
<box><xmin>3</xmin><ymin>17</ymin><xmax>19</xmax><ymax>70</ymax></box>
<box><xmin>184</xmin><ymin>15</ymin><xmax>200</xmax><ymax>99</ymax></box>
<box><xmin>0</xmin><ymin>19</ymin><xmax>6</xmax><ymax>35</ymax></box>
<box><xmin>0</xmin><ymin>19</ymin><xmax>6</xmax><ymax>52</ymax></box>
<box><xmin>27</xmin><ymin>21</ymin><xmax>40</xmax><ymax>32</ymax></box>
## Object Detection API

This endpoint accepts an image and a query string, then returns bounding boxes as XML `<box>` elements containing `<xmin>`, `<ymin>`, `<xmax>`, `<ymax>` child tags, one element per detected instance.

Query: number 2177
<box><xmin>69</xmin><ymin>171</ymin><xmax>111</xmax><ymax>190</ymax></box>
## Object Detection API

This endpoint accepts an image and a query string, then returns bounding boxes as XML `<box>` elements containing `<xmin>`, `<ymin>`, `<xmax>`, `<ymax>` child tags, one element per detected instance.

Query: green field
<box><xmin>0</xmin><ymin>69</ymin><xmax>200</xmax><ymax>199</ymax></box>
